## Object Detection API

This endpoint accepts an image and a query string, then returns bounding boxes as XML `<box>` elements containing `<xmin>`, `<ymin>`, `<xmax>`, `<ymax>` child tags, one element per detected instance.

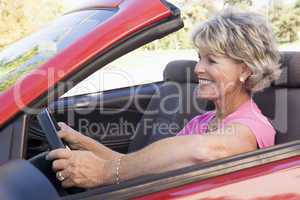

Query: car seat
<box><xmin>254</xmin><ymin>51</ymin><xmax>300</xmax><ymax>144</ymax></box>
<box><xmin>128</xmin><ymin>51</ymin><xmax>300</xmax><ymax>152</ymax></box>
<box><xmin>128</xmin><ymin>60</ymin><xmax>214</xmax><ymax>152</ymax></box>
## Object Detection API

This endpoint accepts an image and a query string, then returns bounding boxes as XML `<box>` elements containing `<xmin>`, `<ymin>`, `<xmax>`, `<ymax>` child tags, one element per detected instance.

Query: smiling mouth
<box><xmin>198</xmin><ymin>79</ymin><xmax>213</xmax><ymax>85</ymax></box>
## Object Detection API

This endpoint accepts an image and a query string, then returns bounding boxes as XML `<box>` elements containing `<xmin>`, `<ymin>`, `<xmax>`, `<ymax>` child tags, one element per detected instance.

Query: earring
<box><xmin>240</xmin><ymin>77</ymin><xmax>245</xmax><ymax>83</ymax></box>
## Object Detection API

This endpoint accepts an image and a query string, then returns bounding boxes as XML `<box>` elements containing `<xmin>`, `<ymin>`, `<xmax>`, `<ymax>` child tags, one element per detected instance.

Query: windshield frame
<box><xmin>0</xmin><ymin>8</ymin><xmax>117</xmax><ymax>93</ymax></box>
<box><xmin>0</xmin><ymin>0</ymin><xmax>174</xmax><ymax>127</ymax></box>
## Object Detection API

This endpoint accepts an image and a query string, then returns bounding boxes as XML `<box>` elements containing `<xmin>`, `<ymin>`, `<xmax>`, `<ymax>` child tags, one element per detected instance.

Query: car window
<box><xmin>63</xmin><ymin>40</ymin><xmax>198</xmax><ymax>97</ymax></box>
<box><xmin>0</xmin><ymin>9</ymin><xmax>116</xmax><ymax>93</ymax></box>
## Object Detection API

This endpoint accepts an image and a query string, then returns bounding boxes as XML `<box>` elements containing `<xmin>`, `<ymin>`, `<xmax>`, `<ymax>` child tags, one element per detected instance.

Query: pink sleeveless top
<box><xmin>177</xmin><ymin>99</ymin><xmax>275</xmax><ymax>148</ymax></box>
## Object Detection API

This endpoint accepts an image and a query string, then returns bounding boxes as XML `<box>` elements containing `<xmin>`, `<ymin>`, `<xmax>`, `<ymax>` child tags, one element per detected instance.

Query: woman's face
<box><xmin>194</xmin><ymin>52</ymin><xmax>247</xmax><ymax>101</ymax></box>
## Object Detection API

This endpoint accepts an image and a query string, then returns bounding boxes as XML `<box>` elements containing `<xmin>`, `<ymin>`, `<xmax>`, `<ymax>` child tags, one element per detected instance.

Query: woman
<box><xmin>47</xmin><ymin>9</ymin><xmax>281</xmax><ymax>188</ymax></box>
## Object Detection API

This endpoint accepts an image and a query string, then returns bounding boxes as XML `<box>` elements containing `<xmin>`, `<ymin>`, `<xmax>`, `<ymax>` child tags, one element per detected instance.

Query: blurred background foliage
<box><xmin>143</xmin><ymin>0</ymin><xmax>300</xmax><ymax>50</ymax></box>
<box><xmin>0</xmin><ymin>0</ymin><xmax>299</xmax><ymax>51</ymax></box>
<box><xmin>268</xmin><ymin>1</ymin><xmax>300</xmax><ymax>43</ymax></box>
<box><xmin>0</xmin><ymin>0</ymin><xmax>65</xmax><ymax>50</ymax></box>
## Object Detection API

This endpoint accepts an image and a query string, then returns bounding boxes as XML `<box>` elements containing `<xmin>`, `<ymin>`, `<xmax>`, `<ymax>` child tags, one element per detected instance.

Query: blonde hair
<box><xmin>192</xmin><ymin>8</ymin><xmax>281</xmax><ymax>93</ymax></box>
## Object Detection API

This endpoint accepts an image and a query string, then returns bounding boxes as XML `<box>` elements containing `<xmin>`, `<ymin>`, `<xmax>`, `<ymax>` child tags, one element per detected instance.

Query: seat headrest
<box><xmin>163</xmin><ymin>60</ymin><xmax>198</xmax><ymax>83</ymax></box>
<box><xmin>163</xmin><ymin>51</ymin><xmax>300</xmax><ymax>87</ymax></box>
<box><xmin>274</xmin><ymin>51</ymin><xmax>300</xmax><ymax>87</ymax></box>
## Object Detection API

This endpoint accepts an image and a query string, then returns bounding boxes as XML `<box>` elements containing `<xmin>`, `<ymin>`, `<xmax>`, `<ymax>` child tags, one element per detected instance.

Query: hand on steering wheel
<box><xmin>47</xmin><ymin>149</ymin><xmax>112</xmax><ymax>188</ymax></box>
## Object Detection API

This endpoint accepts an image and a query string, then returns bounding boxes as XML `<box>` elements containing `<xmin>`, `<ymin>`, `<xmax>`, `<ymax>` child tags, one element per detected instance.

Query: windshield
<box><xmin>0</xmin><ymin>9</ymin><xmax>116</xmax><ymax>92</ymax></box>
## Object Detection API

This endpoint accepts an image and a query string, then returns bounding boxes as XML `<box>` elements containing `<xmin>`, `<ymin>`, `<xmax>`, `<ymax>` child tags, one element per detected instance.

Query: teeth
<box><xmin>198</xmin><ymin>79</ymin><xmax>212</xmax><ymax>85</ymax></box>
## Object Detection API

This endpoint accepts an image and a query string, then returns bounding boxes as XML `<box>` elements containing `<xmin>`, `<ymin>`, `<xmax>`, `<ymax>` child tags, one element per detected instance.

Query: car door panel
<box><xmin>27</xmin><ymin>82</ymin><xmax>162</xmax><ymax>156</ymax></box>
<box><xmin>0</xmin><ymin>116</ymin><xmax>28</xmax><ymax>163</ymax></box>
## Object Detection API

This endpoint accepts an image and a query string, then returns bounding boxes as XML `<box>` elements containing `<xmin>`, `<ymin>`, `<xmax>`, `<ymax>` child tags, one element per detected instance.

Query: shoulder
<box><xmin>177</xmin><ymin>111</ymin><xmax>214</xmax><ymax>136</ymax></box>
<box><xmin>224</xmin><ymin>103</ymin><xmax>275</xmax><ymax>148</ymax></box>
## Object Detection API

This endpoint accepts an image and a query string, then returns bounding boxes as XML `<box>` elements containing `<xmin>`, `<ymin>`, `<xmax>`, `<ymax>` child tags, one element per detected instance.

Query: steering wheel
<box><xmin>29</xmin><ymin>152</ymin><xmax>69</xmax><ymax>196</ymax></box>
<box><xmin>29</xmin><ymin>109</ymin><xmax>85</xmax><ymax>196</ymax></box>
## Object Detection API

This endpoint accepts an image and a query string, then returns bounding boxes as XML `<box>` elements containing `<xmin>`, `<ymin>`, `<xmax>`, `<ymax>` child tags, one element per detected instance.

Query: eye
<box><xmin>208</xmin><ymin>57</ymin><xmax>217</xmax><ymax>64</ymax></box>
<box><xmin>198</xmin><ymin>54</ymin><xmax>201</xmax><ymax>60</ymax></box>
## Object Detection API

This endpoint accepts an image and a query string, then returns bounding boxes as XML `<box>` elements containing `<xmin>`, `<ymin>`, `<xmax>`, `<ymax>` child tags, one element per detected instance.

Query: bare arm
<box><xmin>104</xmin><ymin>123</ymin><xmax>257</xmax><ymax>184</ymax></box>
<box><xmin>48</xmin><ymin>122</ymin><xmax>257</xmax><ymax>188</ymax></box>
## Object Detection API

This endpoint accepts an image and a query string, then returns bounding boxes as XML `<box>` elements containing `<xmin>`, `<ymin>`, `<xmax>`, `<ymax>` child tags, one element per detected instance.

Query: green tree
<box><xmin>224</xmin><ymin>0</ymin><xmax>252</xmax><ymax>5</ymax></box>
<box><xmin>224</xmin><ymin>0</ymin><xmax>253</xmax><ymax>9</ymax></box>
<box><xmin>294</xmin><ymin>0</ymin><xmax>300</xmax><ymax>31</ymax></box>
<box><xmin>295</xmin><ymin>0</ymin><xmax>300</xmax><ymax>8</ymax></box>
<box><xmin>268</xmin><ymin>4</ymin><xmax>300</xmax><ymax>43</ymax></box>
<box><xmin>142</xmin><ymin>1</ymin><xmax>216</xmax><ymax>50</ymax></box>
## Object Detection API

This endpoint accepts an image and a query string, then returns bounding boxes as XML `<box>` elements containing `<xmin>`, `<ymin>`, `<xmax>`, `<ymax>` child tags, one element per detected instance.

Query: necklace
<box><xmin>207</xmin><ymin>116</ymin><xmax>219</xmax><ymax>132</ymax></box>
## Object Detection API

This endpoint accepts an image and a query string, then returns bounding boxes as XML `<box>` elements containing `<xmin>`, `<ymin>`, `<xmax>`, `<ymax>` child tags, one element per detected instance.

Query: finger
<box><xmin>57</xmin><ymin>122</ymin><xmax>69</xmax><ymax>130</ymax></box>
<box><xmin>61</xmin><ymin>178</ymin><xmax>75</xmax><ymax>188</ymax></box>
<box><xmin>58</xmin><ymin>168</ymin><xmax>71</xmax><ymax>180</ymax></box>
<box><xmin>57</xmin><ymin>131</ymin><xmax>81</xmax><ymax>147</ymax></box>
<box><xmin>47</xmin><ymin>149</ymin><xmax>72</xmax><ymax>161</ymax></box>
<box><xmin>57</xmin><ymin>123</ymin><xmax>80</xmax><ymax>141</ymax></box>
<box><xmin>57</xmin><ymin>129</ymin><xmax>71</xmax><ymax>139</ymax></box>
<box><xmin>52</xmin><ymin>159</ymin><xmax>68</xmax><ymax>172</ymax></box>
<box><xmin>58</xmin><ymin>122</ymin><xmax>77</xmax><ymax>133</ymax></box>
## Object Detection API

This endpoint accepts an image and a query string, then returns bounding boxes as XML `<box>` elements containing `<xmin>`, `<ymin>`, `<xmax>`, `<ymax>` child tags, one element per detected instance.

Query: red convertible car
<box><xmin>0</xmin><ymin>0</ymin><xmax>300</xmax><ymax>199</ymax></box>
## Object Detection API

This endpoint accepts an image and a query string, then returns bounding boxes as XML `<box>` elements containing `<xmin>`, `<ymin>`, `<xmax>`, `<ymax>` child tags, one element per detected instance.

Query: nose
<box><xmin>194</xmin><ymin>61</ymin><xmax>205</xmax><ymax>76</ymax></box>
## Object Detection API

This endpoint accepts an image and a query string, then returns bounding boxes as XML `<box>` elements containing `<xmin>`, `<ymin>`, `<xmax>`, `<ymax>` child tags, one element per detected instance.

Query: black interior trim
<box><xmin>0</xmin><ymin>115</ymin><xmax>28</xmax><ymax>162</ymax></box>
<box><xmin>10</xmin><ymin>115</ymin><xmax>28</xmax><ymax>159</ymax></box>
<box><xmin>63</xmin><ymin>140</ymin><xmax>300</xmax><ymax>200</ymax></box>
<box><xmin>161</xmin><ymin>0</ymin><xmax>181</xmax><ymax>16</ymax></box>
<box><xmin>49</xmin><ymin>81</ymin><xmax>163</xmax><ymax>112</ymax></box>
<box><xmin>0</xmin><ymin>125</ymin><xmax>13</xmax><ymax>165</ymax></box>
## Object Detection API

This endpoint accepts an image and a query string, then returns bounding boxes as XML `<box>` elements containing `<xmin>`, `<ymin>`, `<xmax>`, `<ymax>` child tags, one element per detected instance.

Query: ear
<box><xmin>240</xmin><ymin>63</ymin><xmax>252</xmax><ymax>80</ymax></box>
